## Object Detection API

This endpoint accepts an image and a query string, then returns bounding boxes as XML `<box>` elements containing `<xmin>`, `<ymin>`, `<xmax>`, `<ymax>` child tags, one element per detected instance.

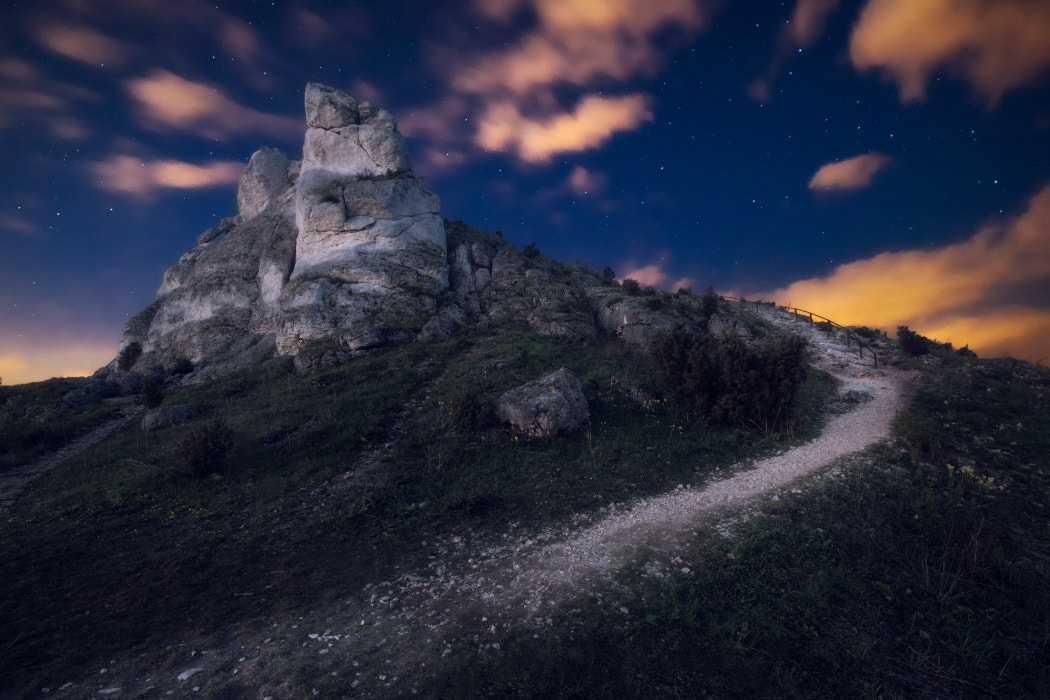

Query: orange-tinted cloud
<box><xmin>477</xmin><ymin>94</ymin><xmax>653</xmax><ymax>163</ymax></box>
<box><xmin>758</xmin><ymin>182</ymin><xmax>1050</xmax><ymax>363</ymax></box>
<box><xmin>569</xmin><ymin>166</ymin><xmax>608</xmax><ymax>194</ymax></box>
<box><xmin>35</xmin><ymin>24</ymin><xmax>132</xmax><ymax>66</ymax></box>
<box><xmin>850</xmin><ymin>0</ymin><xmax>1050</xmax><ymax>103</ymax></box>
<box><xmin>620</xmin><ymin>263</ymin><xmax>695</xmax><ymax>293</ymax></box>
<box><xmin>750</xmin><ymin>0</ymin><xmax>839</xmax><ymax>102</ymax></box>
<box><xmin>787</xmin><ymin>0</ymin><xmax>840</xmax><ymax>46</ymax></box>
<box><xmin>456</xmin><ymin>0</ymin><xmax>709</xmax><ymax>97</ymax></box>
<box><xmin>808</xmin><ymin>152</ymin><xmax>892</xmax><ymax>192</ymax></box>
<box><xmin>429</xmin><ymin>0</ymin><xmax>717</xmax><ymax>164</ymax></box>
<box><xmin>126</xmin><ymin>70</ymin><xmax>300</xmax><ymax>141</ymax></box>
<box><xmin>92</xmin><ymin>155</ymin><xmax>244</xmax><ymax>196</ymax></box>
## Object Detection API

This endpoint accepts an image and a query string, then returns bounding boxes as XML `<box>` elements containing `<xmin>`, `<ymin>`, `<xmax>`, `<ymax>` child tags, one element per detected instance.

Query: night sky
<box><xmin>3</xmin><ymin>0</ymin><xmax>1050</xmax><ymax>384</ymax></box>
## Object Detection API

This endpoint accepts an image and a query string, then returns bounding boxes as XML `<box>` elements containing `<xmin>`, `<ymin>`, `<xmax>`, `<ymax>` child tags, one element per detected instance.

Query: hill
<box><xmin>2</xmin><ymin>301</ymin><xmax>1049</xmax><ymax>697</ymax></box>
<box><xmin>2</xmin><ymin>82</ymin><xmax>1049</xmax><ymax>698</ymax></box>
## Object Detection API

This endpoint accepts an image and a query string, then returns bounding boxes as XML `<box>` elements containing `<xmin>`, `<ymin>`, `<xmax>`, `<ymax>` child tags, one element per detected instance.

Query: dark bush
<box><xmin>175</xmin><ymin>417</ymin><xmax>233</xmax><ymax>478</ymax></box>
<box><xmin>701</xmin><ymin>285</ymin><xmax>720</xmax><ymax>319</ymax></box>
<box><xmin>650</xmin><ymin>327</ymin><xmax>808</xmax><ymax>432</ymax></box>
<box><xmin>523</xmin><ymin>242</ymin><xmax>540</xmax><ymax>259</ymax></box>
<box><xmin>897</xmin><ymin>326</ymin><xmax>932</xmax><ymax>357</ymax></box>
<box><xmin>601</xmin><ymin>266</ymin><xmax>617</xmax><ymax>285</ymax></box>
<box><xmin>956</xmin><ymin>345</ymin><xmax>978</xmax><ymax>358</ymax></box>
<box><xmin>853</xmin><ymin>325</ymin><xmax>881</xmax><ymax>340</ymax></box>
<box><xmin>643</xmin><ymin>296</ymin><xmax>664</xmax><ymax>311</ymax></box>
<box><xmin>447</xmin><ymin>388</ymin><xmax>493</xmax><ymax>433</ymax></box>
<box><xmin>170</xmin><ymin>356</ymin><xmax>194</xmax><ymax>376</ymax></box>
<box><xmin>621</xmin><ymin>278</ymin><xmax>641</xmax><ymax>296</ymax></box>
<box><xmin>675</xmin><ymin>286</ymin><xmax>693</xmax><ymax>296</ymax></box>
<box><xmin>117</xmin><ymin>342</ymin><xmax>142</xmax><ymax>371</ymax></box>
<box><xmin>140</xmin><ymin>375</ymin><xmax>164</xmax><ymax>409</ymax></box>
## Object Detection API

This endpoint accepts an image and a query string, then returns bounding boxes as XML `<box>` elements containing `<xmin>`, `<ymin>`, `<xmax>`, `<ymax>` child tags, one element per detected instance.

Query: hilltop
<box><xmin>1</xmin><ymin>83</ymin><xmax>1049</xmax><ymax>699</ymax></box>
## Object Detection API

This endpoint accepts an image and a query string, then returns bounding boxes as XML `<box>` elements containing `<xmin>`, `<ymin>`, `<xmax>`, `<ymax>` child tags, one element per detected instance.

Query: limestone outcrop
<box><xmin>115</xmin><ymin>83</ymin><xmax>449</xmax><ymax>377</ymax></box>
<box><xmin>496</xmin><ymin>368</ymin><xmax>590</xmax><ymax>436</ymax></box>
<box><xmin>107</xmin><ymin>82</ymin><xmax>720</xmax><ymax>386</ymax></box>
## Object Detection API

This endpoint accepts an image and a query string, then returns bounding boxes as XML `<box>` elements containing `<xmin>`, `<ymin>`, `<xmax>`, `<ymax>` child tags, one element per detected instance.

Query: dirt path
<box><xmin>0</xmin><ymin>404</ymin><xmax>144</xmax><ymax>511</ymax></box>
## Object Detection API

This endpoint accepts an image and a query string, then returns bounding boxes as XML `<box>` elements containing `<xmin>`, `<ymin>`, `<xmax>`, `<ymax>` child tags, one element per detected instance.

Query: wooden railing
<box><xmin>722</xmin><ymin>297</ymin><xmax>880</xmax><ymax>369</ymax></box>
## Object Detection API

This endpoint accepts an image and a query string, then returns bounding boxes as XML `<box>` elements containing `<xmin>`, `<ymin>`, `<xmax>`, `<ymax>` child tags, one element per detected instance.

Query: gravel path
<box><xmin>0</xmin><ymin>403</ymin><xmax>144</xmax><ymax>511</ymax></box>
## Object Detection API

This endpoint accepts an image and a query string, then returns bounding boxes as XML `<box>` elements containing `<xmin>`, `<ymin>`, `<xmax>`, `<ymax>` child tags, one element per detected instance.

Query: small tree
<box><xmin>897</xmin><ymin>326</ymin><xmax>931</xmax><ymax>357</ymax></box>
<box><xmin>602</xmin><ymin>266</ymin><xmax>617</xmax><ymax>285</ymax></box>
<box><xmin>523</xmin><ymin>242</ymin><xmax>540</xmax><ymax>259</ymax></box>
<box><xmin>621</xmin><ymin>278</ymin><xmax>641</xmax><ymax>296</ymax></box>
<box><xmin>176</xmin><ymin>417</ymin><xmax>233</xmax><ymax>478</ymax></box>
<box><xmin>701</xmin><ymin>285</ymin><xmax>719</xmax><ymax>319</ymax></box>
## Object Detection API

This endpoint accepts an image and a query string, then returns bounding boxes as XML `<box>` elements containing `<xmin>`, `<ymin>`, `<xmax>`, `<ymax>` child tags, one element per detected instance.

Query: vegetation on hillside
<box><xmin>1</xmin><ymin>310</ymin><xmax>1048</xmax><ymax>698</ymax></box>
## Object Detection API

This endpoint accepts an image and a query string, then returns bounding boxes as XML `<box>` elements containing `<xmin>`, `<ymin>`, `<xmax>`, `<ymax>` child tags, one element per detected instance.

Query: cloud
<box><xmin>455</xmin><ymin>0</ymin><xmax>710</xmax><ymax>97</ymax></box>
<box><xmin>0</xmin><ymin>58</ymin><xmax>100</xmax><ymax>138</ymax></box>
<box><xmin>569</xmin><ymin>166</ymin><xmax>608</xmax><ymax>194</ymax></box>
<box><xmin>758</xmin><ymin>182</ymin><xmax>1050</xmax><ymax>363</ymax></box>
<box><xmin>787</xmin><ymin>0</ymin><xmax>840</xmax><ymax>47</ymax></box>
<box><xmin>412</xmin><ymin>0</ymin><xmax>717</xmax><ymax>168</ymax></box>
<box><xmin>850</xmin><ymin>0</ymin><xmax>1050</xmax><ymax>103</ymax></box>
<box><xmin>125</xmin><ymin>70</ymin><xmax>300</xmax><ymax>141</ymax></box>
<box><xmin>620</xmin><ymin>263</ymin><xmax>695</xmax><ymax>293</ymax></box>
<box><xmin>477</xmin><ymin>94</ymin><xmax>653</xmax><ymax>162</ymax></box>
<box><xmin>91</xmin><ymin>155</ymin><xmax>244</xmax><ymax>196</ymax></box>
<box><xmin>750</xmin><ymin>0</ymin><xmax>839</xmax><ymax>102</ymax></box>
<box><xmin>808</xmin><ymin>152</ymin><xmax>892</xmax><ymax>192</ymax></box>
<box><xmin>35</xmin><ymin>24</ymin><xmax>132</xmax><ymax>66</ymax></box>
<box><xmin>0</xmin><ymin>214</ymin><xmax>40</xmax><ymax>237</ymax></box>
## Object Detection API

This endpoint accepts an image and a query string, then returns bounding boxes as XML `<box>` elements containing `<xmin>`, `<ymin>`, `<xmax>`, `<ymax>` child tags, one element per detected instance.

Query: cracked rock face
<box><xmin>116</xmin><ymin>82</ymin><xmax>449</xmax><ymax>376</ymax></box>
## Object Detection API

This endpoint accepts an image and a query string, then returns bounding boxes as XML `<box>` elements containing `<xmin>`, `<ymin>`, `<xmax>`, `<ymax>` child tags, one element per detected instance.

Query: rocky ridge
<box><xmin>104</xmin><ymin>82</ymin><xmax>716</xmax><ymax>386</ymax></box>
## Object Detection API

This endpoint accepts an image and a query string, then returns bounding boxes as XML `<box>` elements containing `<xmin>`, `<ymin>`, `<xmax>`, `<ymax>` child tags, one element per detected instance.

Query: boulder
<box><xmin>141</xmin><ymin>404</ymin><xmax>202</xmax><ymax>431</ymax></box>
<box><xmin>496</xmin><ymin>368</ymin><xmax>589</xmax><ymax>437</ymax></box>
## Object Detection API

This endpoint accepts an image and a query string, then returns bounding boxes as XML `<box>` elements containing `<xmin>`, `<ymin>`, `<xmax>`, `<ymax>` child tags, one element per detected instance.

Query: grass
<box><xmin>0</xmin><ymin>378</ymin><xmax>120</xmax><ymax>472</ymax></box>
<box><xmin>3</xmin><ymin>317</ymin><xmax>1047</xmax><ymax>697</ymax></box>
<box><xmin>428</xmin><ymin>351</ymin><xmax>1050</xmax><ymax>698</ymax></box>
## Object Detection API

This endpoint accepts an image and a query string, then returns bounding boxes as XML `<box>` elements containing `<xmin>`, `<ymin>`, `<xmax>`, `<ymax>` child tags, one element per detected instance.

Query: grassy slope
<box><xmin>434</xmin><ymin>352</ymin><xmax>1050</xmax><ymax>699</ymax></box>
<box><xmin>1</xmin><ymin>321</ymin><xmax>1048</xmax><ymax>698</ymax></box>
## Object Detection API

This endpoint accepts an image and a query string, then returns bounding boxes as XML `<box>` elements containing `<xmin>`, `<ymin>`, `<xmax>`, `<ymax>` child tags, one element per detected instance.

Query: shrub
<box><xmin>701</xmin><ymin>285</ymin><xmax>719</xmax><ymax>319</ymax></box>
<box><xmin>523</xmin><ymin>242</ymin><xmax>540</xmax><ymax>259</ymax></box>
<box><xmin>117</xmin><ymin>342</ymin><xmax>142</xmax><ymax>371</ymax></box>
<box><xmin>650</xmin><ymin>327</ymin><xmax>808</xmax><ymax>432</ymax></box>
<box><xmin>853</xmin><ymin>326</ymin><xmax>881</xmax><ymax>340</ymax></box>
<box><xmin>175</xmin><ymin>417</ymin><xmax>233</xmax><ymax>478</ymax></box>
<box><xmin>170</xmin><ymin>356</ymin><xmax>194</xmax><ymax>376</ymax></box>
<box><xmin>643</xmin><ymin>296</ymin><xmax>664</xmax><ymax>311</ymax></box>
<box><xmin>956</xmin><ymin>345</ymin><xmax>978</xmax><ymax>358</ymax></box>
<box><xmin>621</xmin><ymin>278</ymin><xmax>641</xmax><ymax>296</ymax></box>
<box><xmin>140</xmin><ymin>375</ymin><xmax>164</xmax><ymax>408</ymax></box>
<box><xmin>601</xmin><ymin>266</ymin><xmax>617</xmax><ymax>285</ymax></box>
<box><xmin>897</xmin><ymin>326</ymin><xmax>932</xmax><ymax>357</ymax></box>
<box><xmin>447</xmin><ymin>388</ymin><xmax>493</xmax><ymax>433</ymax></box>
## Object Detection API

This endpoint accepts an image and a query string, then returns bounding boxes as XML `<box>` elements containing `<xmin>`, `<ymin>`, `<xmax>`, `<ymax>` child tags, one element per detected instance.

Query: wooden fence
<box><xmin>722</xmin><ymin>297</ymin><xmax>880</xmax><ymax>369</ymax></box>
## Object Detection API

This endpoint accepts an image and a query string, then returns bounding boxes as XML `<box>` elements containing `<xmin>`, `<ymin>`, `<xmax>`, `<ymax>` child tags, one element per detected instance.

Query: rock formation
<box><xmin>496</xmin><ymin>368</ymin><xmax>590</xmax><ymax>436</ymax></box>
<box><xmin>107</xmin><ymin>82</ymin><xmax>719</xmax><ymax>385</ymax></box>
<box><xmin>117</xmin><ymin>83</ymin><xmax>448</xmax><ymax>378</ymax></box>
